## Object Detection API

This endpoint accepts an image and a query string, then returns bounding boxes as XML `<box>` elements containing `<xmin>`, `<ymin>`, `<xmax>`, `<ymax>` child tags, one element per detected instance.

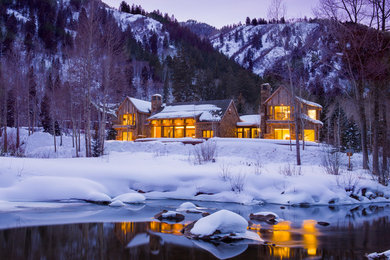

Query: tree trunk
<box><xmin>357</xmin><ymin>97</ymin><xmax>369</xmax><ymax>169</ymax></box>
<box><xmin>372</xmin><ymin>87</ymin><xmax>380</xmax><ymax>177</ymax></box>
<box><xmin>382</xmin><ymin>97</ymin><xmax>388</xmax><ymax>183</ymax></box>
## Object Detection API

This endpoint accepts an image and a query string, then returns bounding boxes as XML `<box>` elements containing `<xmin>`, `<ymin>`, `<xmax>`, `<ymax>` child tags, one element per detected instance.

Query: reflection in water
<box><xmin>0</xmin><ymin>215</ymin><xmax>390</xmax><ymax>259</ymax></box>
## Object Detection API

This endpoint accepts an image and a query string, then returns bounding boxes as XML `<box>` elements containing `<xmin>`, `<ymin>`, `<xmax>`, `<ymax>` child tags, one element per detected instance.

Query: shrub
<box><xmin>219</xmin><ymin>161</ymin><xmax>232</xmax><ymax>181</ymax></box>
<box><xmin>230</xmin><ymin>172</ymin><xmax>246</xmax><ymax>193</ymax></box>
<box><xmin>192</xmin><ymin>140</ymin><xmax>217</xmax><ymax>164</ymax></box>
<box><xmin>279</xmin><ymin>163</ymin><xmax>302</xmax><ymax>176</ymax></box>
<box><xmin>322</xmin><ymin>146</ymin><xmax>342</xmax><ymax>175</ymax></box>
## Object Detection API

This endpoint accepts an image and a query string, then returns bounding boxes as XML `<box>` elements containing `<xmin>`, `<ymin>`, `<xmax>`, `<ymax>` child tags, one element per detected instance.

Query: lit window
<box><xmin>308</xmin><ymin>110</ymin><xmax>316</xmax><ymax>120</ymax></box>
<box><xmin>202</xmin><ymin>130</ymin><xmax>214</xmax><ymax>138</ymax></box>
<box><xmin>274</xmin><ymin>106</ymin><xmax>291</xmax><ymax>120</ymax></box>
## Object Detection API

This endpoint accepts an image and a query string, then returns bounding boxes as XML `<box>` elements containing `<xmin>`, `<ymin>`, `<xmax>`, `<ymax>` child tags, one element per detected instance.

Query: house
<box><xmin>260</xmin><ymin>85</ymin><xmax>323</xmax><ymax>142</ymax></box>
<box><xmin>148</xmin><ymin>96</ymin><xmax>240</xmax><ymax>138</ymax></box>
<box><xmin>236</xmin><ymin>115</ymin><xmax>261</xmax><ymax>138</ymax></box>
<box><xmin>113</xmin><ymin>97</ymin><xmax>151</xmax><ymax>141</ymax></box>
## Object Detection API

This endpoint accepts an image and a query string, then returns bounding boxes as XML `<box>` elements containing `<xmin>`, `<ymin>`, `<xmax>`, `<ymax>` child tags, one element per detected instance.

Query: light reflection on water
<box><xmin>0</xmin><ymin>202</ymin><xmax>390</xmax><ymax>259</ymax></box>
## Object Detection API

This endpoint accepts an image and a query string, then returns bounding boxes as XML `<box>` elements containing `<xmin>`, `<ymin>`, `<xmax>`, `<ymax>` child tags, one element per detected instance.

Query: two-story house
<box><xmin>261</xmin><ymin>85</ymin><xmax>323</xmax><ymax>142</ymax></box>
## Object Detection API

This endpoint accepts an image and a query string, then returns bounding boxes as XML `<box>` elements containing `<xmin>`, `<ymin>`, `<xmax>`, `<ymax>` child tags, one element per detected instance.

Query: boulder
<box><xmin>154</xmin><ymin>210</ymin><xmax>185</xmax><ymax>222</ymax></box>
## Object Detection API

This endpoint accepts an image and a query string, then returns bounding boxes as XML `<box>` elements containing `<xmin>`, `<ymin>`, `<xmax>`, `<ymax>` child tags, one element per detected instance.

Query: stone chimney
<box><xmin>151</xmin><ymin>94</ymin><xmax>162</xmax><ymax>114</ymax></box>
<box><xmin>260</xmin><ymin>83</ymin><xmax>271</xmax><ymax>137</ymax></box>
<box><xmin>260</xmin><ymin>83</ymin><xmax>271</xmax><ymax>115</ymax></box>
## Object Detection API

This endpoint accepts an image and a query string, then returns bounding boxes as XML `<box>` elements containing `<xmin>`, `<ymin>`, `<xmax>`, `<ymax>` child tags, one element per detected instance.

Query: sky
<box><xmin>102</xmin><ymin>0</ymin><xmax>321</xmax><ymax>29</ymax></box>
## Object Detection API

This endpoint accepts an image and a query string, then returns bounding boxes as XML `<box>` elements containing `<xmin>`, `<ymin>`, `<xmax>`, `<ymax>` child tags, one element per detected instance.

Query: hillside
<box><xmin>209</xmin><ymin>21</ymin><xmax>341</xmax><ymax>94</ymax></box>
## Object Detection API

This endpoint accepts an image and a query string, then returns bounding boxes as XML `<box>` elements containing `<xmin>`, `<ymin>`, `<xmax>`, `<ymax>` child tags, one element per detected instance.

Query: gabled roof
<box><xmin>127</xmin><ymin>97</ymin><xmax>151</xmax><ymax>114</ymax></box>
<box><xmin>148</xmin><ymin>99</ymin><xmax>232</xmax><ymax>122</ymax></box>
<box><xmin>264</xmin><ymin>86</ymin><xmax>322</xmax><ymax>109</ymax></box>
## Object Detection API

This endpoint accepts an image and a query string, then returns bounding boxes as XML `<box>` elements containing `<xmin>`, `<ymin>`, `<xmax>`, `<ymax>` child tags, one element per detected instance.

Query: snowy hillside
<box><xmin>210</xmin><ymin>22</ymin><xmax>342</xmax><ymax>92</ymax></box>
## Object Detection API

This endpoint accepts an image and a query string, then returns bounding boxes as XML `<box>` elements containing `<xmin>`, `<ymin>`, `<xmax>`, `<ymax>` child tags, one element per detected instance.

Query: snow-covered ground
<box><xmin>0</xmin><ymin>128</ymin><xmax>389</xmax><ymax>206</ymax></box>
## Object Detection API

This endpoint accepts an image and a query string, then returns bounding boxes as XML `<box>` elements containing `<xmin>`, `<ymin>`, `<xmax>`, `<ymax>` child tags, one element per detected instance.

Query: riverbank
<box><xmin>0</xmin><ymin>130</ymin><xmax>389</xmax><ymax>206</ymax></box>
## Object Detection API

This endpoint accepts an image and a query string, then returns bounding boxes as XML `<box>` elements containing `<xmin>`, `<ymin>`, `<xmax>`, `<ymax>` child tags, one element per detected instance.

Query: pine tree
<box><xmin>245</xmin><ymin>17</ymin><xmax>251</xmax><ymax>25</ymax></box>
<box><xmin>40</xmin><ymin>93</ymin><xmax>52</xmax><ymax>133</ymax></box>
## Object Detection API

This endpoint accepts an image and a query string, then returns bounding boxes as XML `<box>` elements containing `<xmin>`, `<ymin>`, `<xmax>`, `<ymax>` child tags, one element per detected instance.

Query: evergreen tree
<box><xmin>119</xmin><ymin>1</ymin><xmax>131</xmax><ymax>13</ymax></box>
<box><xmin>245</xmin><ymin>17</ymin><xmax>251</xmax><ymax>25</ymax></box>
<box><xmin>40</xmin><ymin>93</ymin><xmax>52</xmax><ymax>133</ymax></box>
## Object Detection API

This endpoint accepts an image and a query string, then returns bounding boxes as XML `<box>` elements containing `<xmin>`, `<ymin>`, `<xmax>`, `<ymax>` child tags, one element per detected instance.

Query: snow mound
<box><xmin>109</xmin><ymin>200</ymin><xmax>125</xmax><ymax>207</ymax></box>
<box><xmin>113</xmin><ymin>193</ymin><xmax>146</xmax><ymax>204</ymax></box>
<box><xmin>176</xmin><ymin>202</ymin><xmax>204</xmax><ymax>213</ymax></box>
<box><xmin>0</xmin><ymin>176</ymin><xmax>110</xmax><ymax>203</ymax></box>
<box><xmin>191</xmin><ymin>210</ymin><xmax>246</xmax><ymax>236</ymax></box>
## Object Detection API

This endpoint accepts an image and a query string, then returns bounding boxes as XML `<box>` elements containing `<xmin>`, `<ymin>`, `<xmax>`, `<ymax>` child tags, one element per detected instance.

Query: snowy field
<box><xmin>0</xmin><ymin>129</ymin><xmax>389</xmax><ymax>207</ymax></box>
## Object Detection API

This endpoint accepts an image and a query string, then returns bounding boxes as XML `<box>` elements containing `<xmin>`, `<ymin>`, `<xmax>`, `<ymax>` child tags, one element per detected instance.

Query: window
<box><xmin>274</xmin><ymin>106</ymin><xmax>291</xmax><ymax>120</ymax></box>
<box><xmin>304</xmin><ymin>130</ymin><xmax>315</xmax><ymax>142</ymax></box>
<box><xmin>122</xmin><ymin>131</ymin><xmax>132</xmax><ymax>141</ymax></box>
<box><xmin>152</xmin><ymin>127</ymin><xmax>161</xmax><ymax>138</ymax></box>
<box><xmin>174</xmin><ymin>126</ymin><xmax>184</xmax><ymax>138</ymax></box>
<box><xmin>122</xmin><ymin>113</ymin><xmax>135</xmax><ymax>125</ymax></box>
<box><xmin>308</xmin><ymin>110</ymin><xmax>317</xmax><ymax>120</ymax></box>
<box><xmin>202</xmin><ymin>130</ymin><xmax>214</xmax><ymax>138</ymax></box>
<box><xmin>185</xmin><ymin>126</ymin><xmax>195</xmax><ymax>138</ymax></box>
<box><xmin>274</xmin><ymin>128</ymin><xmax>290</xmax><ymax>140</ymax></box>
<box><xmin>163</xmin><ymin>126</ymin><xmax>174</xmax><ymax>138</ymax></box>
<box><xmin>237</xmin><ymin>128</ymin><xmax>243</xmax><ymax>138</ymax></box>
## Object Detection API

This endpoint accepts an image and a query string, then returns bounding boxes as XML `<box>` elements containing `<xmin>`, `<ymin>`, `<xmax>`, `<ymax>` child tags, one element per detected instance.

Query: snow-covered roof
<box><xmin>237</xmin><ymin>115</ymin><xmax>261</xmax><ymax>127</ymax></box>
<box><xmin>300</xmin><ymin>113</ymin><xmax>323</xmax><ymax>125</ymax></box>
<box><xmin>149</xmin><ymin>100</ymin><xmax>232</xmax><ymax>122</ymax></box>
<box><xmin>296</xmin><ymin>97</ymin><xmax>323</xmax><ymax>109</ymax></box>
<box><xmin>128</xmin><ymin>97</ymin><xmax>151</xmax><ymax>114</ymax></box>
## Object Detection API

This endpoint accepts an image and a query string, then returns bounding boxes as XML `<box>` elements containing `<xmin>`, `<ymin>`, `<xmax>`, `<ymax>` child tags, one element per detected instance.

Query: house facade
<box><xmin>113</xmin><ymin>85</ymin><xmax>322</xmax><ymax>142</ymax></box>
<box><xmin>148</xmin><ymin>97</ymin><xmax>240</xmax><ymax>139</ymax></box>
<box><xmin>260</xmin><ymin>85</ymin><xmax>323</xmax><ymax>142</ymax></box>
<box><xmin>113</xmin><ymin>97</ymin><xmax>151</xmax><ymax>141</ymax></box>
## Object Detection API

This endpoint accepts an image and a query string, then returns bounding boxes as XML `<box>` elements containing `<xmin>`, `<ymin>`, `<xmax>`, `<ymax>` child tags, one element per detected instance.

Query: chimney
<box><xmin>151</xmin><ymin>94</ymin><xmax>162</xmax><ymax>114</ymax></box>
<box><xmin>260</xmin><ymin>83</ymin><xmax>271</xmax><ymax>115</ymax></box>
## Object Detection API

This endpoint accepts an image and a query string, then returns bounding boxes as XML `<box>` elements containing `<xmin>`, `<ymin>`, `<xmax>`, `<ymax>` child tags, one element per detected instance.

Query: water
<box><xmin>0</xmin><ymin>200</ymin><xmax>389</xmax><ymax>259</ymax></box>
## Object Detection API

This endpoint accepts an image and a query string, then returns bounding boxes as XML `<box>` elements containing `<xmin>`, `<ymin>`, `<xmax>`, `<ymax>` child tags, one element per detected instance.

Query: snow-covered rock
<box><xmin>249</xmin><ymin>211</ymin><xmax>282</xmax><ymax>224</ymax></box>
<box><xmin>113</xmin><ymin>193</ymin><xmax>146</xmax><ymax>204</ymax></box>
<box><xmin>188</xmin><ymin>210</ymin><xmax>262</xmax><ymax>242</ymax></box>
<box><xmin>109</xmin><ymin>200</ymin><xmax>125</xmax><ymax>207</ymax></box>
<box><xmin>154</xmin><ymin>210</ymin><xmax>185</xmax><ymax>222</ymax></box>
<box><xmin>176</xmin><ymin>202</ymin><xmax>204</xmax><ymax>213</ymax></box>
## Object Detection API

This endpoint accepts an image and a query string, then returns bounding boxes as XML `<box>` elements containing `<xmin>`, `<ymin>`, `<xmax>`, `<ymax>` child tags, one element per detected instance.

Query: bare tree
<box><xmin>267</xmin><ymin>0</ymin><xmax>287</xmax><ymax>22</ymax></box>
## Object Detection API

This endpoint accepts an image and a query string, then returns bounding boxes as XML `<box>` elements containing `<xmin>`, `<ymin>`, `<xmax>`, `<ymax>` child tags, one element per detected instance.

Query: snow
<box><xmin>1</xmin><ymin>128</ymin><xmax>390</xmax><ymax>206</ymax></box>
<box><xmin>296</xmin><ymin>97</ymin><xmax>323</xmax><ymax>109</ymax></box>
<box><xmin>190</xmin><ymin>209</ymin><xmax>248</xmax><ymax>236</ymax></box>
<box><xmin>176</xmin><ymin>202</ymin><xmax>204</xmax><ymax>213</ymax></box>
<box><xmin>162</xmin><ymin>210</ymin><xmax>180</xmax><ymax>218</ymax></box>
<box><xmin>149</xmin><ymin>104</ymin><xmax>222</xmax><ymax>121</ymax></box>
<box><xmin>109</xmin><ymin>200</ymin><xmax>125</xmax><ymax>207</ymax></box>
<box><xmin>129</xmin><ymin>97</ymin><xmax>151</xmax><ymax>114</ymax></box>
<box><xmin>300</xmin><ymin>113</ymin><xmax>324</xmax><ymax>126</ymax></box>
<box><xmin>237</xmin><ymin>115</ymin><xmax>261</xmax><ymax>127</ymax></box>
<box><xmin>190</xmin><ymin>209</ymin><xmax>262</xmax><ymax>241</ymax></box>
<box><xmin>113</xmin><ymin>193</ymin><xmax>146</xmax><ymax>204</ymax></box>
<box><xmin>367</xmin><ymin>249</ymin><xmax>390</xmax><ymax>259</ymax></box>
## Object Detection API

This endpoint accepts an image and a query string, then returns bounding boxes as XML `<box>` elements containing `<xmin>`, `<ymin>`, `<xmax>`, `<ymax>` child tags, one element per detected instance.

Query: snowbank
<box><xmin>367</xmin><ymin>249</ymin><xmax>390</xmax><ymax>259</ymax></box>
<box><xmin>1</xmin><ymin>129</ymin><xmax>390</xmax><ymax>206</ymax></box>
<box><xmin>113</xmin><ymin>193</ymin><xmax>146</xmax><ymax>204</ymax></box>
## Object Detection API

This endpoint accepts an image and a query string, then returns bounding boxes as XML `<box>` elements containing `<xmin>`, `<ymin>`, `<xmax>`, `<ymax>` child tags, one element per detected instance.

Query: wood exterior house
<box><xmin>148</xmin><ymin>99</ymin><xmax>240</xmax><ymax>138</ymax></box>
<box><xmin>113</xmin><ymin>97</ymin><xmax>151</xmax><ymax>141</ymax></box>
<box><xmin>261</xmin><ymin>86</ymin><xmax>323</xmax><ymax>142</ymax></box>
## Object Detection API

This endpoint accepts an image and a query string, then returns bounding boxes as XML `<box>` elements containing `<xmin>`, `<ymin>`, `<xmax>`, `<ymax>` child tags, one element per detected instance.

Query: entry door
<box><xmin>122</xmin><ymin>131</ymin><xmax>133</xmax><ymax>141</ymax></box>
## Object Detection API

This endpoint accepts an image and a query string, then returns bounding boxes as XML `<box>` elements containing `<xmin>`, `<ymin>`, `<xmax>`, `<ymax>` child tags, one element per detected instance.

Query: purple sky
<box><xmin>102</xmin><ymin>0</ymin><xmax>320</xmax><ymax>28</ymax></box>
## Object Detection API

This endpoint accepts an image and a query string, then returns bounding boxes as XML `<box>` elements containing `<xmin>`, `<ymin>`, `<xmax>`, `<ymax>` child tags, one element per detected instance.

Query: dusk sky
<box><xmin>102</xmin><ymin>0</ymin><xmax>320</xmax><ymax>28</ymax></box>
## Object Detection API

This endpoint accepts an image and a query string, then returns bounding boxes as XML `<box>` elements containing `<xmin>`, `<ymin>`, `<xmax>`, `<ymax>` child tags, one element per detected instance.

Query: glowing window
<box><xmin>308</xmin><ymin>110</ymin><xmax>317</xmax><ymax>120</ymax></box>
<box><xmin>274</xmin><ymin>128</ymin><xmax>290</xmax><ymax>140</ymax></box>
<box><xmin>122</xmin><ymin>114</ymin><xmax>135</xmax><ymax>125</ymax></box>
<box><xmin>202</xmin><ymin>130</ymin><xmax>214</xmax><ymax>138</ymax></box>
<box><xmin>274</xmin><ymin>106</ymin><xmax>290</xmax><ymax>120</ymax></box>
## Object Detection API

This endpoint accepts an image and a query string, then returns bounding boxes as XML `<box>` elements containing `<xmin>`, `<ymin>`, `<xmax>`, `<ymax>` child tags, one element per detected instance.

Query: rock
<box><xmin>249</xmin><ymin>212</ymin><xmax>280</xmax><ymax>224</ymax></box>
<box><xmin>176</xmin><ymin>202</ymin><xmax>205</xmax><ymax>213</ymax></box>
<box><xmin>317</xmin><ymin>221</ymin><xmax>330</xmax><ymax>227</ymax></box>
<box><xmin>154</xmin><ymin>210</ymin><xmax>185</xmax><ymax>222</ymax></box>
<box><xmin>202</xmin><ymin>212</ymin><xmax>210</xmax><ymax>217</ymax></box>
